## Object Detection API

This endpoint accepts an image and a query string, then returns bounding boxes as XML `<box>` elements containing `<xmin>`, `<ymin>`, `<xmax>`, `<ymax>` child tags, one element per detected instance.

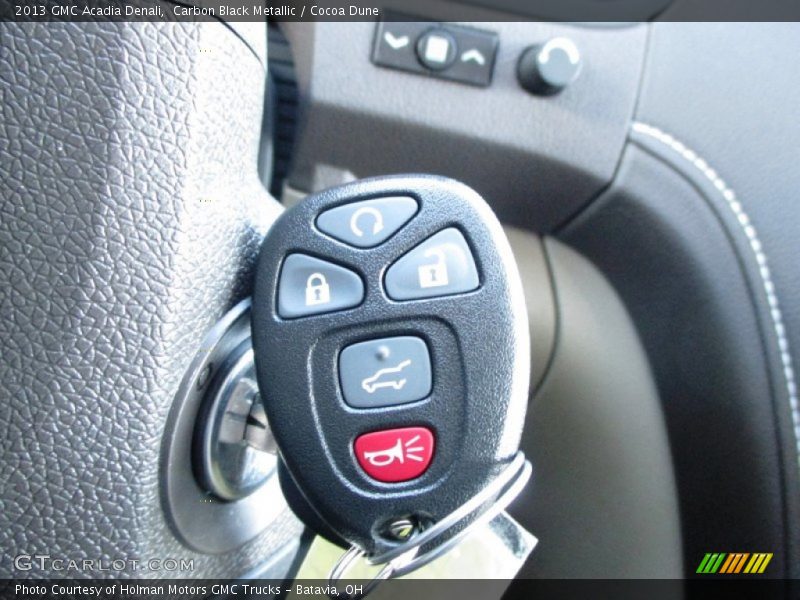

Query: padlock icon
<box><xmin>417</xmin><ymin>247</ymin><xmax>449</xmax><ymax>289</ymax></box>
<box><xmin>305</xmin><ymin>272</ymin><xmax>331</xmax><ymax>306</ymax></box>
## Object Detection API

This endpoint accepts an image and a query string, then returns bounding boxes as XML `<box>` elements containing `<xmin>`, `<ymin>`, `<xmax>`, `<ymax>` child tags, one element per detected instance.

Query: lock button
<box><xmin>384</xmin><ymin>228</ymin><xmax>479</xmax><ymax>301</ymax></box>
<box><xmin>278</xmin><ymin>254</ymin><xmax>364</xmax><ymax>319</ymax></box>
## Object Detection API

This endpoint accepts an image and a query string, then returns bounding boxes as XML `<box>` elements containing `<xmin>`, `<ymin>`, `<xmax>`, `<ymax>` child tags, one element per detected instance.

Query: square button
<box><xmin>423</xmin><ymin>35</ymin><xmax>451</xmax><ymax>64</ymax></box>
<box><xmin>339</xmin><ymin>337</ymin><xmax>432</xmax><ymax>408</ymax></box>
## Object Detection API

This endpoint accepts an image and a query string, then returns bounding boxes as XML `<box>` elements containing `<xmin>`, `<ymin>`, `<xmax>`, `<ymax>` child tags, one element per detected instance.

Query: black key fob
<box><xmin>251</xmin><ymin>175</ymin><xmax>529</xmax><ymax>556</ymax></box>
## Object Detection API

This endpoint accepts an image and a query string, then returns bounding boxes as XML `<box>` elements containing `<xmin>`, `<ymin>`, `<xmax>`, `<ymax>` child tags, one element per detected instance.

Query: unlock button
<box><xmin>278</xmin><ymin>254</ymin><xmax>364</xmax><ymax>318</ymax></box>
<box><xmin>385</xmin><ymin>228</ymin><xmax>479</xmax><ymax>301</ymax></box>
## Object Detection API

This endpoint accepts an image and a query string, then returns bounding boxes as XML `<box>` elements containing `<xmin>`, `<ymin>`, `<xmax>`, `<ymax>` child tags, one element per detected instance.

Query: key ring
<box><xmin>367</xmin><ymin>451</ymin><xmax>529</xmax><ymax>566</ymax></box>
<box><xmin>327</xmin><ymin>543</ymin><xmax>419</xmax><ymax>600</ymax></box>
<box><xmin>327</xmin><ymin>452</ymin><xmax>531</xmax><ymax>599</ymax></box>
<box><xmin>390</xmin><ymin>456</ymin><xmax>531</xmax><ymax>577</ymax></box>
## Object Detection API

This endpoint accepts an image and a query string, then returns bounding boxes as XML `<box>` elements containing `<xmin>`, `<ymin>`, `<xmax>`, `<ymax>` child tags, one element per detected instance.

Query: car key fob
<box><xmin>251</xmin><ymin>175</ymin><xmax>530</xmax><ymax>560</ymax></box>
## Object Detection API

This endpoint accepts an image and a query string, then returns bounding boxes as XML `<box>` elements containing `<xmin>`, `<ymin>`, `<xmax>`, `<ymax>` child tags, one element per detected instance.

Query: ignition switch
<box><xmin>194</xmin><ymin>341</ymin><xmax>277</xmax><ymax>501</ymax></box>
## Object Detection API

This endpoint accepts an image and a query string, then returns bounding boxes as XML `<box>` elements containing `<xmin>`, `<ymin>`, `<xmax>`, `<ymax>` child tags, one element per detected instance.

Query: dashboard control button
<box><xmin>355</xmin><ymin>427</ymin><xmax>435</xmax><ymax>483</ymax></box>
<box><xmin>384</xmin><ymin>228</ymin><xmax>479</xmax><ymax>300</ymax></box>
<box><xmin>439</xmin><ymin>27</ymin><xmax>498</xmax><ymax>87</ymax></box>
<box><xmin>416</xmin><ymin>29</ymin><xmax>457</xmax><ymax>70</ymax></box>
<box><xmin>372</xmin><ymin>19</ymin><xmax>498</xmax><ymax>88</ymax></box>
<box><xmin>339</xmin><ymin>336</ymin><xmax>432</xmax><ymax>408</ymax></box>
<box><xmin>518</xmin><ymin>38</ymin><xmax>582</xmax><ymax>95</ymax></box>
<box><xmin>372</xmin><ymin>21</ymin><xmax>431</xmax><ymax>76</ymax></box>
<box><xmin>317</xmin><ymin>197</ymin><xmax>418</xmax><ymax>248</ymax></box>
<box><xmin>277</xmin><ymin>254</ymin><xmax>363</xmax><ymax>318</ymax></box>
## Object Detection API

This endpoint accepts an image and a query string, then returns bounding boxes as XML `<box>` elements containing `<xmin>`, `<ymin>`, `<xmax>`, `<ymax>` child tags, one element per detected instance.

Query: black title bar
<box><xmin>2</xmin><ymin>0</ymin><xmax>800</xmax><ymax>22</ymax></box>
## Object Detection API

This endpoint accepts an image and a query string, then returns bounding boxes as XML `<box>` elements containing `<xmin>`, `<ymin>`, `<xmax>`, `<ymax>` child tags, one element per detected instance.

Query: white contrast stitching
<box><xmin>632</xmin><ymin>121</ymin><xmax>800</xmax><ymax>474</ymax></box>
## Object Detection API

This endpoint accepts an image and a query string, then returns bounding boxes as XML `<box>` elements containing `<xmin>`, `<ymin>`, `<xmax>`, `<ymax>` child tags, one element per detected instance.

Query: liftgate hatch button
<box><xmin>339</xmin><ymin>336</ymin><xmax>432</xmax><ymax>408</ymax></box>
<box><xmin>354</xmin><ymin>427</ymin><xmax>435</xmax><ymax>483</ymax></box>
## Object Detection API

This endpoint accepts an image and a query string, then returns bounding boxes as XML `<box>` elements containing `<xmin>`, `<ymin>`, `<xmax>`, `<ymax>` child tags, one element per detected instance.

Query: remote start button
<box><xmin>317</xmin><ymin>196</ymin><xmax>418</xmax><ymax>248</ymax></box>
<box><xmin>354</xmin><ymin>427</ymin><xmax>435</xmax><ymax>483</ymax></box>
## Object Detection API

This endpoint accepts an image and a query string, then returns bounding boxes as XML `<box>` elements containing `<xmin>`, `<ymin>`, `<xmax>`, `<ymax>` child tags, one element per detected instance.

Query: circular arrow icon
<box><xmin>350</xmin><ymin>206</ymin><xmax>384</xmax><ymax>237</ymax></box>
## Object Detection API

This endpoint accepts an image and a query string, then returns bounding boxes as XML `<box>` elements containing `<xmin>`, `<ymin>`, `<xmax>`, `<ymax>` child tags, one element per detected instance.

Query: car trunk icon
<box><xmin>361</xmin><ymin>359</ymin><xmax>412</xmax><ymax>393</ymax></box>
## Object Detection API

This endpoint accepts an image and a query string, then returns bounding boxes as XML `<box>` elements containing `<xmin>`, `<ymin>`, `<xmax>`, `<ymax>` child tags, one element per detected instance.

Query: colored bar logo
<box><xmin>696</xmin><ymin>553</ymin><xmax>773</xmax><ymax>574</ymax></box>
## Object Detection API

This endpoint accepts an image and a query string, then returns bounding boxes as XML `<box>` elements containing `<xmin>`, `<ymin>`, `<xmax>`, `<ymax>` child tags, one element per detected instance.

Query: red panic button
<box><xmin>354</xmin><ymin>427</ymin><xmax>435</xmax><ymax>483</ymax></box>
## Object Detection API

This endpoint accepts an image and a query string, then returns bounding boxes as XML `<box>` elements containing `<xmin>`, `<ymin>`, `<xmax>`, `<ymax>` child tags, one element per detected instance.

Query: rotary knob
<box><xmin>518</xmin><ymin>37</ymin><xmax>582</xmax><ymax>95</ymax></box>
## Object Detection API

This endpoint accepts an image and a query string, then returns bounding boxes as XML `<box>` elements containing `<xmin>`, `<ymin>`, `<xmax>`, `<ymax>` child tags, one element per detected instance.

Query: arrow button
<box><xmin>461</xmin><ymin>49</ymin><xmax>486</xmax><ymax>66</ymax></box>
<box><xmin>383</xmin><ymin>32</ymin><xmax>410</xmax><ymax>50</ymax></box>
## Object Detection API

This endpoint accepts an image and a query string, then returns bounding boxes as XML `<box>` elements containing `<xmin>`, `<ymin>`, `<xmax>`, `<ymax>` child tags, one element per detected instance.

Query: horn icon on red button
<box><xmin>354</xmin><ymin>427</ymin><xmax>434</xmax><ymax>483</ymax></box>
